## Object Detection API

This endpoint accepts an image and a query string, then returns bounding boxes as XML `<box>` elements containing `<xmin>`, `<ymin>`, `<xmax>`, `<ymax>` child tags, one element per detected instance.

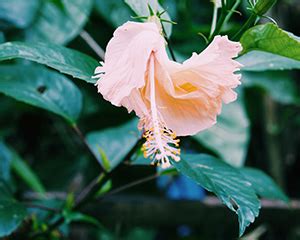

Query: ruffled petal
<box><xmin>180</xmin><ymin>35</ymin><xmax>242</xmax><ymax>103</ymax></box>
<box><xmin>94</xmin><ymin>21</ymin><xmax>165</xmax><ymax>107</ymax></box>
<box><xmin>152</xmin><ymin>35</ymin><xmax>242</xmax><ymax>136</ymax></box>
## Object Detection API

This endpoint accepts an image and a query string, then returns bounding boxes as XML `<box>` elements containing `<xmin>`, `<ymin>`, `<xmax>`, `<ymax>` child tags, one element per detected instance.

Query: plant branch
<box><xmin>23</xmin><ymin>203</ymin><xmax>61</xmax><ymax>213</ymax></box>
<box><xmin>31</xmin><ymin>172</ymin><xmax>159</xmax><ymax>239</ymax></box>
<box><xmin>209</xmin><ymin>0</ymin><xmax>242</xmax><ymax>42</ymax></box>
<box><xmin>23</xmin><ymin>191</ymin><xmax>67</xmax><ymax>201</ymax></box>
<box><xmin>80</xmin><ymin>30</ymin><xmax>105</xmax><ymax>60</ymax></box>
<box><xmin>161</xmin><ymin>24</ymin><xmax>177</xmax><ymax>61</ymax></box>
<box><xmin>209</xmin><ymin>5</ymin><xmax>219</xmax><ymax>38</ymax></box>
<box><xmin>232</xmin><ymin>12</ymin><xmax>257</xmax><ymax>40</ymax></box>
<box><xmin>223</xmin><ymin>0</ymin><xmax>241</xmax><ymax>27</ymax></box>
<box><xmin>74</xmin><ymin>173</ymin><xmax>108</xmax><ymax>208</ymax></box>
<box><xmin>208</xmin><ymin>4</ymin><xmax>227</xmax><ymax>41</ymax></box>
<box><xmin>72</xmin><ymin>124</ymin><xmax>106</xmax><ymax>174</ymax></box>
<box><xmin>97</xmin><ymin>173</ymin><xmax>159</xmax><ymax>200</ymax></box>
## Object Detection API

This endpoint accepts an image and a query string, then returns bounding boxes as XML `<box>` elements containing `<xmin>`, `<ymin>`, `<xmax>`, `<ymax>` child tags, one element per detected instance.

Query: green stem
<box><xmin>223</xmin><ymin>0</ymin><xmax>241</xmax><ymax>27</ymax></box>
<box><xmin>23</xmin><ymin>203</ymin><xmax>60</xmax><ymax>213</ymax></box>
<box><xmin>97</xmin><ymin>173</ymin><xmax>159</xmax><ymax>200</ymax></box>
<box><xmin>72</xmin><ymin>124</ymin><xmax>106</xmax><ymax>174</ymax></box>
<box><xmin>31</xmin><ymin>133</ymin><xmax>144</xmax><ymax>238</ymax></box>
<box><xmin>80</xmin><ymin>30</ymin><xmax>105</xmax><ymax>60</ymax></box>
<box><xmin>209</xmin><ymin>5</ymin><xmax>219</xmax><ymax>38</ymax></box>
<box><xmin>232</xmin><ymin>13</ymin><xmax>257</xmax><ymax>40</ymax></box>
<box><xmin>31</xmin><ymin>172</ymin><xmax>159</xmax><ymax>239</ymax></box>
<box><xmin>161</xmin><ymin>24</ymin><xmax>177</xmax><ymax>61</ymax></box>
<box><xmin>209</xmin><ymin>0</ymin><xmax>242</xmax><ymax>42</ymax></box>
<box><xmin>208</xmin><ymin>7</ymin><xmax>227</xmax><ymax>42</ymax></box>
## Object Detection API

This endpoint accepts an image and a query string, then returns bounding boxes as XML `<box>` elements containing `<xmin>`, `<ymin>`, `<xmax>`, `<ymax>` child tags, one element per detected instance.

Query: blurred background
<box><xmin>0</xmin><ymin>0</ymin><xmax>300</xmax><ymax>239</ymax></box>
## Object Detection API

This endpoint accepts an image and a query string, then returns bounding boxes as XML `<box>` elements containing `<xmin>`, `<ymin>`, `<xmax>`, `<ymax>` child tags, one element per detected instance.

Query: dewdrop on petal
<box><xmin>93</xmin><ymin>18</ymin><xmax>242</xmax><ymax>168</ymax></box>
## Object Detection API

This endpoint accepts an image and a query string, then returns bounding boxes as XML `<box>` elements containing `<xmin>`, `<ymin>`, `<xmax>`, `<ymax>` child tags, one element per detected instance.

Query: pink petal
<box><xmin>95</xmin><ymin>21</ymin><xmax>165</xmax><ymax>107</ymax></box>
<box><xmin>153</xmin><ymin>35</ymin><xmax>242</xmax><ymax>136</ymax></box>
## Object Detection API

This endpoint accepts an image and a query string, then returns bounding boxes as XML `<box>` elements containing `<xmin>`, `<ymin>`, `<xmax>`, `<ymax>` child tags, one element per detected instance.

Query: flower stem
<box><xmin>223</xmin><ymin>0</ymin><xmax>241</xmax><ymax>27</ymax></box>
<box><xmin>161</xmin><ymin>24</ymin><xmax>177</xmax><ymax>61</ymax></box>
<box><xmin>208</xmin><ymin>7</ymin><xmax>227</xmax><ymax>42</ymax></box>
<box><xmin>210</xmin><ymin>5</ymin><xmax>219</xmax><ymax>38</ymax></box>
<box><xmin>209</xmin><ymin>0</ymin><xmax>242</xmax><ymax>42</ymax></box>
<box><xmin>97</xmin><ymin>173</ymin><xmax>159</xmax><ymax>200</ymax></box>
<box><xmin>72</xmin><ymin>124</ymin><xmax>106</xmax><ymax>173</ymax></box>
<box><xmin>232</xmin><ymin>13</ymin><xmax>257</xmax><ymax>40</ymax></box>
<box><xmin>31</xmin><ymin>172</ymin><xmax>159</xmax><ymax>239</ymax></box>
<box><xmin>80</xmin><ymin>30</ymin><xmax>105</xmax><ymax>60</ymax></box>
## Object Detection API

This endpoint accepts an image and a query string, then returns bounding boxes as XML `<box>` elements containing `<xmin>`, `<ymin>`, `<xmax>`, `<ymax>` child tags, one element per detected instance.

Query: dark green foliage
<box><xmin>0</xmin><ymin>182</ymin><xmax>27</xmax><ymax>237</ymax></box>
<box><xmin>173</xmin><ymin>154</ymin><xmax>260</xmax><ymax>236</ymax></box>
<box><xmin>0</xmin><ymin>0</ymin><xmax>299</xmax><ymax>239</ymax></box>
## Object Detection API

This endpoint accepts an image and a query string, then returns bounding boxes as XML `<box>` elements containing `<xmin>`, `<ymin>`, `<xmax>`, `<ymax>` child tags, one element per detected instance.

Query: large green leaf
<box><xmin>173</xmin><ymin>154</ymin><xmax>260</xmax><ymax>236</ymax></box>
<box><xmin>242</xmin><ymin>71</ymin><xmax>300</xmax><ymax>105</ymax></box>
<box><xmin>239</xmin><ymin>23</ymin><xmax>300</xmax><ymax>71</ymax></box>
<box><xmin>125</xmin><ymin>0</ymin><xmax>172</xmax><ymax>37</ymax></box>
<box><xmin>241</xmin><ymin>23</ymin><xmax>300</xmax><ymax>60</ymax></box>
<box><xmin>0</xmin><ymin>0</ymin><xmax>40</xmax><ymax>29</ymax></box>
<box><xmin>86</xmin><ymin>119</ymin><xmax>140</xmax><ymax>171</ymax></box>
<box><xmin>193</xmin><ymin>99</ymin><xmax>250</xmax><ymax>167</ymax></box>
<box><xmin>25</xmin><ymin>0</ymin><xmax>93</xmax><ymax>44</ymax></box>
<box><xmin>0</xmin><ymin>41</ymin><xmax>98</xmax><ymax>83</ymax></box>
<box><xmin>95</xmin><ymin>0</ymin><xmax>132</xmax><ymax>27</ymax></box>
<box><xmin>0</xmin><ymin>182</ymin><xmax>27</xmax><ymax>237</ymax></box>
<box><xmin>238</xmin><ymin>51</ymin><xmax>300</xmax><ymax>71</ymax></box>
<box><xmin>0</xmin><ymin>64</ymin><xmax>82</xmax><ymax>123</ymax></box>
<box><xmin>240</xmin><ymin>168</ymin><xmax>289</xmax><ymax>202</ymax></box>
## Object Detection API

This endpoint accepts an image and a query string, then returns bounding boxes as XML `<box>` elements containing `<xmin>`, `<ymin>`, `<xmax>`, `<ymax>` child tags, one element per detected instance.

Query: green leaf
<box><xmin>0</xmin><ymin>142</ymin><xmax>13</xmax><ymax>181</ymax></box>
<box><xmin>95</xmin><ymin>180</ymin><xmax>112</xmax><ymax>197</ymax></box>
<box><xmin>193</xmin><ymin>99</ymin><xmax>250</xmax><ymax>167</ymax></box>
<box><xmin>62</xmin><ymin>209</ymin><xmax>102</xmax><ymax>227</ymax></box>
<box><xmin>240</xmin><ymin>167</ymin><xmax>289</xmax><ymax>203</ymax></box>
<box><xmin>0</xmin><ymin>64</ymin><xmax>82</xmax><ymax>123</ymax></box>
<box><xmin>242</xmin><ymin>71</ymin><xmax>300</xmax><ymax>105</ymax></box>
<box><xmin>240</xmin><ymin>23</ymin><xmax>300</xmax><ymax>71</ymax></box>
<box><xmin>238</xmin><ymin>51</ymin><xmax>300</xmax><ymax>71</ymax></box>
<box><xmin>0</xmin><ymin>182</ymin><xmax>27</xmax><ymax>237</ymax></box>
<box><xmin>173</xmin><ymin>154</ymin><xmax>260</xmax><ymax>236</ymax></box>
<box><xmin>95</xmin><ymin>0</ymin><xmax>132</xmax><ymax>27</ymax></box>
<box><xmin>0</xmin><ymin>141</ymin><xmax>45</xmax><ymax>193</ymax></box>
<box><xmin>131</xmin><ymin>148</ymin><xmax>150</xmax><ymax>165</ymax></box>
<box><xmin>125</xmin><ymin>0</ymin><xmax>172</xmax><ymax>37</ymax></box>
<box><xmin>241</xmin><ymin>23</ymin><xmax>300</xmax><ymax>59</ymax></box>
<box><xmin>0</xmin><ymin>41</ymin><xmax>98</xmax><ymax>83</ymax></box>
<box><xmin>11</xmin><ymin>152</ymin><xmax>46</xmax><ymax>194</ymax></box>
<box><xmin>86</xmin><ymin>119</ymin><xmax>140</xmax><ymax>171</ymax></box>
<box><xmin>0</xmin><ymin>0</ymin><xmax>40</xmax><ymax>29</ymax></box>
<box><xmin>25</xmin><ymin>0</ymin><xmax>93</xmax><ymax>44</ymax></box>
<box><xmin>0</xmin><ymin>32</ymin><xmax>4</xmax><ymax>43</ymax></box>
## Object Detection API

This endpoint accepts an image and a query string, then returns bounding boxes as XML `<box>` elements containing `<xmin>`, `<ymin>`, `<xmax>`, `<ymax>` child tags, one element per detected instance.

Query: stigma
<box><xmin>140</xmin><ymin>54</ymin><xmax>180</xmax><ymax>168</ymax></box>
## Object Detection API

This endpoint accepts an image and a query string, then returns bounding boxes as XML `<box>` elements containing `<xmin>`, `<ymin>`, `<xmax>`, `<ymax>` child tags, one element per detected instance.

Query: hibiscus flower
<box><xmin>94</xmin><ymin>19</ymin><xmax>242</xmax><ymax>168</ymax></box>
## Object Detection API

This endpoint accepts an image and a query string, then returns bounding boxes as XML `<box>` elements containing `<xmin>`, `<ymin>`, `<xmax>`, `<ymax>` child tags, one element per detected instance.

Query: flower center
<box><xmin>141</xmin><ymin>54</ymin><xmax>180</xmax><ymax>168</ymax></box>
